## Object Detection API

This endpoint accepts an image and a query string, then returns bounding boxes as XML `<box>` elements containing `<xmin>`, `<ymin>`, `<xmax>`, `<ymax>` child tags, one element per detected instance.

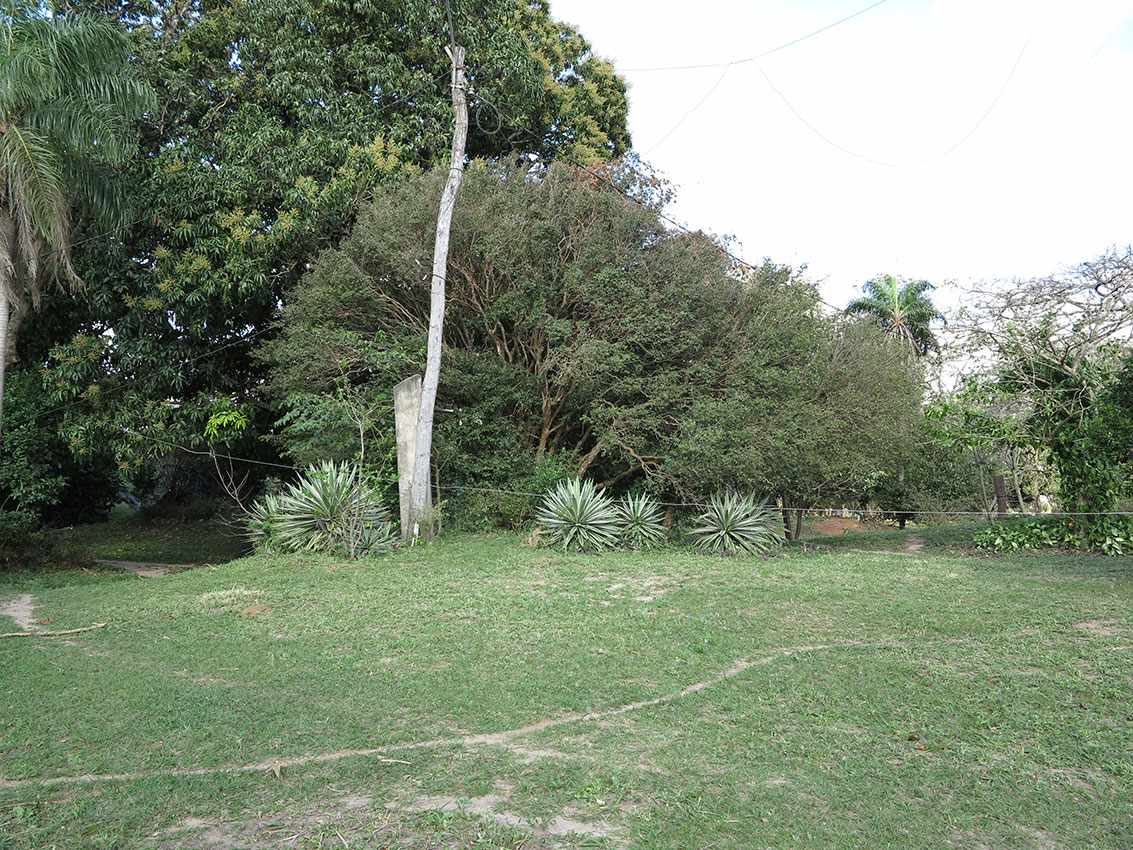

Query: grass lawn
<box><xmin>1</xmin><ymin>530</ymin><xmax>1130</xmax><ymax>849</ymax></box>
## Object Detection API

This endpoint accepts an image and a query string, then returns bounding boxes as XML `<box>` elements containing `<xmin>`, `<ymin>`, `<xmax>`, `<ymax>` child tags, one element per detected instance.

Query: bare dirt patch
<box><xmin>95</xmin><ymin>559</ymin><xmax>195</xmax><ymax>578</ymax></box>
<box><xmin>809</xmin><ymin>517</ymin><xmax>865</xmax><ymax>535</ymax></box>
<box><xmin>1073</xmin><ymin>618</ymin><xmax>1125</xmax><ymax>638</ymax></box>
<box><xmin>387</xmin><ymin>778</ymin><xmax>619</xmax><ymax>842</ymax></box>
<box><xmin>1</xmin><ymin>594</ymin><xmax>37</xmax><ymax>631</ymax></box>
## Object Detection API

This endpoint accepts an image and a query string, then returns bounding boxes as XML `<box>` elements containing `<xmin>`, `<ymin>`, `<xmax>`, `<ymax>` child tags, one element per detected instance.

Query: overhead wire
<box><xmin>623</xmin><ymin>0</ymin><xmax>895</xmax><ymax>72</ymax></box>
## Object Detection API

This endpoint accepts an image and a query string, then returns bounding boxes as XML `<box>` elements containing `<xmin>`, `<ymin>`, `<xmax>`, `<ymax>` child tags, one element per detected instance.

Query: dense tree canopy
<box><xmin>0</xmin><ymin>0</ymin><xmax>153</xmax><ymax>430</ymax></box>
<box><xmin>266</xmin><ymin>162</ymin><xmax>924</xmax><ymax>527</ymax></box>
<box><xmin>3</xmin><ymin>0</ymin><xmax>629</xmax><ymax>514</ymax></box>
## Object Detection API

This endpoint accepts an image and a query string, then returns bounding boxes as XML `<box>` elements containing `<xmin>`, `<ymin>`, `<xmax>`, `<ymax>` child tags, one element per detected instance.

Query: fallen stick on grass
<box><xmin>0</xmin><ymin>623</ymin><xmax>107</xmax><ymax>639</ymax></box>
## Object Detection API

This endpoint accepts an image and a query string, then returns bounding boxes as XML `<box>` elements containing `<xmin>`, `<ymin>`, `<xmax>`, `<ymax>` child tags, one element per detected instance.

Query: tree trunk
<box><xmin>408</xmin><ymin>44</ymin><xmax>468</xmax><ymax>540</ymax></box>
<box><xmin>0</xmin><ymin>289</ymin><xmax>8</xmax><ymax>436</ymax></box>
<box><xmin>792</xmin><ymin>509</ymin><xmax>804</xmax><ymax>541</ymax></box>
<box><xmin>0</xmin><ymin>210</ymin><xmax>14</xmax><ymax>436</ymax></box>
<box><xmin>993</xmin><ymin>473</ymin><xmax>1009</xmax><ymax>519</ymax></box>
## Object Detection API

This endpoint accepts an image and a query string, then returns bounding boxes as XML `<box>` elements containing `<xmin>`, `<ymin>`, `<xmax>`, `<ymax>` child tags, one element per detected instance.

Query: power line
<box><xmin>940</xmin><ymin>36</ymin><xmax>1030</xmax><ymax>158</ymax></box>
<box><xmin>623</xmin><ymin>0</ymin><xmax>895</xmax><ymax>73</ymax></box>
<box><xmin>645</xmin><ymin>65</ymin><xmax>730</xmax><ymax>154</ymax></box>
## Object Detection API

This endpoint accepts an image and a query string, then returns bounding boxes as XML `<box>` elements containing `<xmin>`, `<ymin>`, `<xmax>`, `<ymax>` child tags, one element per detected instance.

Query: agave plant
<box><xmin>247</xmin><ymin>461</ymin><xmax>395</xmax><ymax>558</ymax></box>
<box><xmin>245</xmin><ymin>491</ymin><xmax>283</xmax><ymax>551</ymax></box>
<box><xmin>535</xmin><ymin>478</ymin><xmax>622</xmax><ymax>552</ymax></box>
<box><xmin>617</xmin><ymin>493</ymin><xmax>666</xmax><ymax>549</ymax></box>
<box><xmin>691</xmin><ymin>492</ymin><xmax>784</xmax><ymax>556</ymax></box>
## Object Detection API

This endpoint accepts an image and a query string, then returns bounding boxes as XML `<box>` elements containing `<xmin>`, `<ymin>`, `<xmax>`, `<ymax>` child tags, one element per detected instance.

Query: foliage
<box><xmin>535</xmin><ymin>478</ymin><xmax>621</xmax><ymax>552</ymax></box>
<box><xmin>36</xmin><ymin>0</ymin><xmax>629</xmax><ymax>480</ymax></box>
<box><xmin>247</xmin><ymin>461</ymin><xmax>394</xmax><ymax>558</ymax></box>
<box><xmin>845</xmin><ymin>275</ymin><xmax>944</xmax><ymax>356</ymax></box>
<box><xmin>950</xmin><ymin>255</ymin><xmax>1133</xmax><ymax>528</ymax></box>
<box><xmin>268</xmin><ymin>162</ymin><xmax>923</xmax><ymax>514</ymax></box>
<box><xmin>973</xmin><ymin>515</ymin><xmax>1133</xmax><ymax>556</ymax></box>
<box><xmin>617</xmin><ymin>492</ymin><xmax>666</xmax><ymax>549</ymax></box>
<box><xmin>690</xmin><ymin>492</ymin><xmax>784</xmax><ymax>556</ymax></box>
<box><xmin>0</xmin><ymin>0</ymin><xmax>154</xmax><ymax>426</ymax></box>
<box><xmin>0</xmin><ymin>510</ymin><xmax>40</xmax><ymax>567</ymax></box>
<box><xmin>0</xmin><ymin>371</ymin><xmax>118</xmax><ymax>523</ymax></box>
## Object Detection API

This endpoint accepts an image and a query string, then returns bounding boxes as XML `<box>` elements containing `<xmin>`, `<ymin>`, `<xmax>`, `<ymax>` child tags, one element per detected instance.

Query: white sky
<box><xmin>550</xmin><ymin>0</ymin><xmax>1133</xmax><ymax>310</ymax></box>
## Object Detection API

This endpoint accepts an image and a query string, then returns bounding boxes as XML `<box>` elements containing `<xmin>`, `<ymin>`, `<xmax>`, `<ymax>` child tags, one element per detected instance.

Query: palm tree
<box><xmin>845</xmin><ymin>274</ymin><xmax>943</xmax><ymax>356</ymax></box>
<box><xmin>0</xmin><ymin>0</ymin><xmax>153</xmax><ymax>431</ymax></box>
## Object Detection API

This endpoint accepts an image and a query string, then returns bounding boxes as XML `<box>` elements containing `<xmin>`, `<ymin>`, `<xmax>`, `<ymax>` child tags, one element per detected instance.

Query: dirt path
<box><xmin>903</xmin><ymin>536</ymin><xmax>926</xmax><ymax>553</ymax></box>
<box><xmin>0</xmin><ymin>638</ymin><xmax>896</xmax><ymax>790</ymax></box>
<box><xmin>0</xmin><ymin>594</ymin><xmax>37</xmax><ymax>631</ymax></box>
<box><xmin>94</xmin><ymin>559</ymin><xmax>197</xmax><ymax>578</ymax></box>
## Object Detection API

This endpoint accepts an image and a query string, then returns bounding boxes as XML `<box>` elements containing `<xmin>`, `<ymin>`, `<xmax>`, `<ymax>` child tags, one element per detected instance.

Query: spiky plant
<box><xmin>535</xmin><ymin>478</ymin><xmax>622</xmax><ymax>552</ymax></box>
<box><xmin>617</xmin><ymin>493</ymin><xmax>666</xmax><ymax>549</ymax></box>
<box><xmin>691</xmin><ymin>492</ymin><xmax>784</xmax><ymax>556</ymax></box>
<box><xmin>247</xmin><ymin>461</ymin><xmax>394</xmax><ymax>557</ymax></box>
<box><xmin>245</xmin><ymin>491</ymin><xmax>282</xmax><ymax>551</ymax></box>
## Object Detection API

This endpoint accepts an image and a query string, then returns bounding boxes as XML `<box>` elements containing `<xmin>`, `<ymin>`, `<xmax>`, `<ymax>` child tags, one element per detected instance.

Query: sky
<box><xmin>549</xmin><ymin>0</ymin><xmax>1133</xmax><ymax>310</ymax></box>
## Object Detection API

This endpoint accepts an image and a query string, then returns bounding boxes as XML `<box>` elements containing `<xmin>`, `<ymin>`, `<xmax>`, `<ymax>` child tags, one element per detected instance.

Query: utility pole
<box><xmin>406</xmin><ymin>39</ymin><xmax>468</xmax><ymax>540</ymax></box>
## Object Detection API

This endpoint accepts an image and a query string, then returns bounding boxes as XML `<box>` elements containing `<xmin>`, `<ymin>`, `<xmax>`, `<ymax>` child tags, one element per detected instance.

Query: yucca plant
<box><xmin>246</xmin><ymin>461</ymin><xmax>394</xmax><ymax>558</ymax></box>
<box><xmin>245</xmin><ymin>491</ymin><xmax>283</xmax><ymax>551</ymax></box>
<box><xmin>535</xmin><ymin>478</ymin><xmax>622</xmax><ymax>552</ymax></box>
<box><xmin>691</xmin><ymin>492</ymin><xmax>784</xmax><ymax>556</ymax></box>
<box><xmin>617</xmin><ymin>493</ymin><xmax>666</xmax><ymax>548</ymax></box>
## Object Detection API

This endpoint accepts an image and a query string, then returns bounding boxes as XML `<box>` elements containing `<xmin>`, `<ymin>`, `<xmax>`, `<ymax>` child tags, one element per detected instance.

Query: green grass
<box><xmin>1</xmin><ymin>533</ymin><xmax>1130</xmax><ymax>849</ymax></box>
<box><xmin>49</xmin><ymin>506</ymin><xmax>250</xmax><ymax>565</ymax></box>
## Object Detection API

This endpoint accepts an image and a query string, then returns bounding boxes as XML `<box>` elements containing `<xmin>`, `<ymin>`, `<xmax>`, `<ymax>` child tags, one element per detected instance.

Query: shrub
<box><xmin>246</xmin><ymin>461</ymin><xmax>394</xmax><ymax>558</ymax></box>
<box><xmin>618</xmin><ymin>493</ymin><xmax>666</xmax><ymax>548</ymax></box>
<box><xmin>0</xmin><ymin>511</ymin><xmax>41</xmax><ymax>568</ymax></box>
<box><xmin>535</xmin><ymin>478</ymin><xmax>622</xmax><ymax>552</ymax></box>
<box><xmin>974</xmin><ymin>516</ymin><xmax>1133</xmax><ymax>556</ymax></box>
<box><xmin>691</xmin><ymin>492</ymin><xmax>784</xmax><ymax>556</ymax></box>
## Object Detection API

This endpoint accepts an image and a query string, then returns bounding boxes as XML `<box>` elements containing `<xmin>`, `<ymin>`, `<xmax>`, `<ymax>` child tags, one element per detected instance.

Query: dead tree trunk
<box><xmin>408</xmin><ymin>44</ymin><xmax>468</xmax><ymax>540</ymax></box>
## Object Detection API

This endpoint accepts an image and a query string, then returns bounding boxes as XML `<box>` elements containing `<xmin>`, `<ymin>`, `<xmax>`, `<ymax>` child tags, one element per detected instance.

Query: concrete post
<box><xmin>394</xmin><ymin>375</ymin><xmax>422</xmax><ymax>540</ymax></box>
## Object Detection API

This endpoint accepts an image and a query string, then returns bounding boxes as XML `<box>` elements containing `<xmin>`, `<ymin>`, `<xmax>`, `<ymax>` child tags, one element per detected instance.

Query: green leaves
<box><xmin>535</xmin><ymin>477</ymin><xmax>621</xmax><ymax>552</ymax></box>
<box><xmin>247</xmin><ymin>461</ymin><xmax>395</xmax><ymax>558</ymax></box>
<box><xmin>617</xmin><ymin>492</ymin><xmax>666</xmax><ymax>549</ymax></box>
<box><xmin>691</xmin><ymin>492</ymin><xmax>784</xmax><ymax>556</ymax></box>
<box><xmin>845</xmin><ymin>274</ymin><xmax>943</xmax><ymax>356</ymax></box>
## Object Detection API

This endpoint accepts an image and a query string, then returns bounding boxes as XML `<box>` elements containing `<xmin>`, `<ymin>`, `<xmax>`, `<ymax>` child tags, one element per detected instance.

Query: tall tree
<box><xmin>36</xmin><ymin>0</ymin><xmax>629</xmax><ymax>471</ymax></box>
<box><xmin>845</xmin><ymin>274</ymin><xmax>943</xmax><ymax>356</ymax></box>
<box><xmin>0</xmin><ymin>0</ymin><xmax>152</xmax><ymax>431</ymax></box>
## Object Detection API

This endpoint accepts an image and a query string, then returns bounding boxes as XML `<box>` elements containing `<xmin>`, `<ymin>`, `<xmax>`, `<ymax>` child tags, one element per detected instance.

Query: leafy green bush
<box><xmin>973</xmin><ymin>516</ymin><xmax>1133</xmax><ymax>555</ymax></box>
<box><xmin>691</xmin><ymin>492</ymin><xmax>784</xmax><ymax>556</ymax></box>
<box><xmin>617</xmin><ymin>493</ymin><xmax>666</xmax><ymax>548</ymax></box>
<box><xmin>973</xmin><ymin>518</ymin><xmax>1077</xmax><ymax>552</ymax></box>
<box><xmin>535</xmin><ymin>478</ymin><xmax>622</xmax><ymax>552</ymax></box>
<box><xmin>247</xmin><ymin>462</ymin><xmax>394</xmax><ymax>558</ymax></box>
<box><xmin>0</xmin><ymin>511</ymin><xmax>43</xmax><ymax>568</ymax></box>
<box><xmin>446</xmin><ymin>454</ymin><xmax>574</xmax><ymax>531</ymax></box>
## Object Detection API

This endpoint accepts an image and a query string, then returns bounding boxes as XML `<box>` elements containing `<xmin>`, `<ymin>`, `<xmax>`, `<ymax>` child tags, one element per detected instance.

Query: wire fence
<box><xmin>122</xmin><ymin>430</ymin><xmax>1133</xmax><ymax>521</ymax></box>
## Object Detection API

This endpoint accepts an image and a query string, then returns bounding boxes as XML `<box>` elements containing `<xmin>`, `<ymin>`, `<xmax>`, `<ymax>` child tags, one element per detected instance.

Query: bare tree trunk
<box><xmin>408</xmin><ymin>44</ymin><xmax>468</xmax><ymax>540</ymax></box>
<box><xmin>793</xmin><ymin>509</ymin><xmax>804</xmax><ymax>541</ymax></box>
